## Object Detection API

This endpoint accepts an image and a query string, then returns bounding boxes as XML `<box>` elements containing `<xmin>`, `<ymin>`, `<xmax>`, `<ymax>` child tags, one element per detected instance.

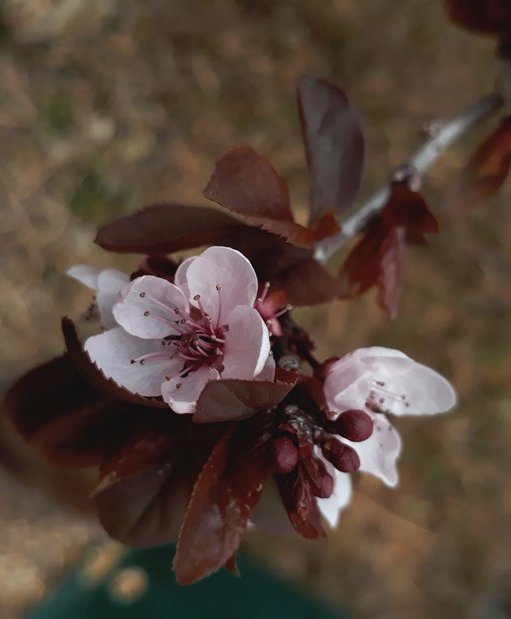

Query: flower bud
<box><xmin>332</xmin><ymin>409</ymin><xmax>373</xmax><ymax>442</ymax></box>
<box><xmin>272</xmin><ymin>436</ymin><xmax>299</xmax><ymax>475</ymax></box>
<box><xmin>321</xmin><ymin>437</ymin><xmax>360</xmax><ymax>473</ymax></box>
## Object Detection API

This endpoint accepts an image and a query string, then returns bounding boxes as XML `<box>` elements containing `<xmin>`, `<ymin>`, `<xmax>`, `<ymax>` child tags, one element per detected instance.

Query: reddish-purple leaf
<box><xmin>4</xmin><ymin>354</ymin><xmax>133</xmax><ymax>466</ymax></box>
<box><xmin>174</xmin><ymin>417</ymin><xmax>271</xmax><ymax>584</ymax></box>
<box><xmin>383</xmin><ymin>184</ymin><xmax>439</xmax><ymax>234</ymax></box>
<box><xmin>62</xmin><ymin>317</ymin><xmax>167</xmax><ymax>408</ymax></box>
<box><xmin>452</xmin><ymin>116</ymin><xmax>511</xmax><ymax>209</ymax></box>
<box><xmin>204</xmin><ymin>145</ymin><xmax>339</xmax><ymax>247</ymax></box>
<box><xmin>377</xmin><ymin>227</ymin><xmax>405</xmax><ymax>319</ymax></box>
<box><xmin>223</xmin><ymin>229</ymin><xmax>341</xmax><ymax>306</ymax></box>
<box><xmin>298</xmin><ymin>75</ymin><xmax>365</xmax><ymax>224</ymax></box>
<box><xmin>194</xmin><ymin>377</ymin><xmax>297</xmax><ymax>424</ymax></box>
<box><xmin>276</xmin><ymin>468</ymin><xmax>326</xmax><ymax>539</ymax></box>
<box><xmin>338</xmin><ymin>221</ymin><xmax>385</xmax><ymax>298</ymax></box>
<box><xmin>95</xmin><ymin>203</ymin><xmax>247</xmax><ymax>255</ymax></box>
<box><xmin>204</xmin><ymin>145</ymin><xmax>294</xmax><ymax>222</ymax></box>
<box><xmin>445</xmin><ymin>0</ymin><xmax>511</xmax><ymax>49</ymax></box>
<box><xmin>339</xmin><ymin>183</ymin><xmax>437</xmax><ymax>317</ymax></box>
<box><xmin>94</xmin><ymin>415</ymin><xmax>222</xmax><ymax>548</ymax></box>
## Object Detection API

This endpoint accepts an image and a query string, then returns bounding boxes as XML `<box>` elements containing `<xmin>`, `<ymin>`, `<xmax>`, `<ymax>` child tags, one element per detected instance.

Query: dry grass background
<box><xmin>0</xmin><ymin>1</ymin><xmax>510</xmax><ymax>617</ymax></box>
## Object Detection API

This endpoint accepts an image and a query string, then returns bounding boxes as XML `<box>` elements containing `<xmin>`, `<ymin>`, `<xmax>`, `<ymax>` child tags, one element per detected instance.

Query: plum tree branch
<box><xmin>314</xmin><ymin>92</ymin><xmax>505</xmax><ymax>263</ymax></box>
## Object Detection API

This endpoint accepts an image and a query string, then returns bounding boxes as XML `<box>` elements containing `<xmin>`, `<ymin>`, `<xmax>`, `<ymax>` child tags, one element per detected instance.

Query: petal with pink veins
<box><xmin>221</xmin><ymin>306</ymin><xmax>271</xmax><ymax>380</ymax></box>
<box><xmin>161</xmin><ymin>366</ymin><xmax>220</xmax><ymax>415</ymax></box>
<box><xmin>183</xmin><ymin>247</ymin><xmax>259</xmax><ymax>325</ymax></box>
<box><xmin>84</xmin><ymin>327</ymin><xmax>179</xmax><ymax>397</ymax></box>
<box><xmin>113</xmin><ymin>275</ymin><xmax>190</xmax><ymax>339</ymax></box>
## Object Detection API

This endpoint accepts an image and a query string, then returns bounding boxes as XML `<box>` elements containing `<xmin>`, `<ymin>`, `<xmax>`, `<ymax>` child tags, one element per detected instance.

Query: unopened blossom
<box><xmin>84</xmin><ymin>246</ymin><xmax>275</xmax><ymax>413</ymax></box>
<box><xmin>323</xmin><ymin>347</ymin><xmax>457</xmax><ymax>487</ymax></box>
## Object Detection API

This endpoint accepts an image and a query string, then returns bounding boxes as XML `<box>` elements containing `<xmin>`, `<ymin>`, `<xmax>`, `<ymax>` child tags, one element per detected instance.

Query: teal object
<box><xmin>29</xmin><ymin>545</ymin><xmax>345</xmax><ymax>619</ymax></box>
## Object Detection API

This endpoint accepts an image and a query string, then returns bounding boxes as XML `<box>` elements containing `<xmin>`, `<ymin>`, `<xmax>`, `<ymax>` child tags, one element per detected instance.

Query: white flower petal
<box><xmin>184</xmin><ymin>247</ymin><xmax>259</xmax><ymax>325</ymax></box>
<box><xmin>84</xmin><ymin>327</ymin><xmax>178</xmax><ymax>397</ymax></box>
<box><xmin>316</xmin><ymin>467</ymin><xmax>353</xmax><ymax>529</ymax></box>
<box><xmin>96</xmin><ymin>269</ymin><xmax>130</xmax><ymax>328</ymax></box>
<box><xmin>221</xmin><ymin>306</ymin><xmax>271</xmax><ymax>380</ymax></box>
<box><xmin>113</xmin><ymin>275</ymin><xmax>190</xmax><ymax>339</ymax></box>
<box><xmin>67</xmin><ymin>265</ymin><xmax>101</xmax><ymax>290</ymax></box>
<box><xmin>324</xmin><ymin>346</ymin><xmax>457</xmax><ymax>417</ymax></box>
<box><xmin>343</xmin><ymin>415</ymin><xmax>402</xmax><ymax>487</ymax></box>
<box><xmin>255</xmin><ymin>352</ymin><xmax>276</xmax><ymax>381</ymax></box>
<box><xmin>161</xmin><ymin>366</ymin><xmax>219</xmax><ymax>414</ymax></box>
<box><xmin>372</xmin><ymin>361</ymin><xmax>457</xmax><ymax>416</ymax></box>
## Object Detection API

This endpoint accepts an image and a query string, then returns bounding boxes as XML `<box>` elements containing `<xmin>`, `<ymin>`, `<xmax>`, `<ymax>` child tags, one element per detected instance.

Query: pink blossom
<box><xmin>84</xmin><ymin>246</ymin><xmax>275</xmax><ymax>413</ymax></box>
<box><xmin>323</xmin><ymin>347</ymin><xmax>456</xmax><ymax>493</ymax></box>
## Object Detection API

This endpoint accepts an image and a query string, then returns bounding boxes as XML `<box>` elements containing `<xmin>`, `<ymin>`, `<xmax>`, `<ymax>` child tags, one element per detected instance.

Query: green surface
<box><xmin>29</xmin><ymin>546</ymin><xmax>344</xmax><ymax>619</ymax></box>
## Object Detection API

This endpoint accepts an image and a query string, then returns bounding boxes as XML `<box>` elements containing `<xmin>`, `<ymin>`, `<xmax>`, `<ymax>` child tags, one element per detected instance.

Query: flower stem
<box><xmin>314</xmin><ymin>91</ymin><xmax>505</xmax><ymax>263</ymax></box>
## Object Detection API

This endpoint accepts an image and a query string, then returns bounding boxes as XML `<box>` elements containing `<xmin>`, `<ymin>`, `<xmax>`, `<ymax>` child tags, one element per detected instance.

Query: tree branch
<box><xmin>314</xmin><ymin>92</ymin><xmax>505</xmax><ymax>263</ymax></box>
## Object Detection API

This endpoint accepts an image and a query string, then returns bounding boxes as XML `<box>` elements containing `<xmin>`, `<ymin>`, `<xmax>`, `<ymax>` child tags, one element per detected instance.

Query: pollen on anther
<box><xmin>139</xmin><ymin>292</ymin><xmax>146</xmax><ymax>298</ymax></box>
<box><xmin>176</xmin><ymin>383</ymin><xmax>182</xmax><ymax>389</ymax></box>
<box><xmin>215</xmin><ymin>283</ymin><xmax>222</xmax><ymax>290</ymax></box>
<box><xmin>144</xmin><ymin>310</ymin><xmax>150</xmax><ymax>316</ymax></box>
<box><xmin>193</xmin><ymin>294</ymin><xmax>200</xmax><ymax>300</ymax></box>
<box><xmin>165</xmin><ymin>376</ymin><xmax>171</xmax><ymax>381</ymax></box>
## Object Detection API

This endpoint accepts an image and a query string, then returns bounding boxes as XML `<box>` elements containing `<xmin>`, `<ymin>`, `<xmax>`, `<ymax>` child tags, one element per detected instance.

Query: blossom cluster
<box><xmin>5</xmin><ymin>76</ymin><xmax>459</xmax><ymax>585</ymax></box>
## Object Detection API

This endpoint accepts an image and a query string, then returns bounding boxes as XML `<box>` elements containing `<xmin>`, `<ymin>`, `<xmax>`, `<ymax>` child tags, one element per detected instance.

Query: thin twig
<box><xmin>314</xmin><ymin>92</ymin><xmax>505</xmax><ymax>263</ymax></box>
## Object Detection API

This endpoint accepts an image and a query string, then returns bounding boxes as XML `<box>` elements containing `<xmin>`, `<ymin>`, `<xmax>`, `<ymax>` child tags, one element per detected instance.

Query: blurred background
<box><xmin>1</xmin><ymin>0</ymin><xmax>510</xmax><ymax>617</ymax></box>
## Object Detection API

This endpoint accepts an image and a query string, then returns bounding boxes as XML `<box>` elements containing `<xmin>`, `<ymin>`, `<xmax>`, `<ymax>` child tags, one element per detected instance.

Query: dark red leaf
<box><xmin>230</xmin><ymin>230</ymin><xmax>341</xmax><ymax>305</ymax></box>
<box><xmin>204</xmin><ymin>145</ymin><xmax>339</xmax><ymax>247</ymax></box>
<box><xmin>4</xmin><ymin>354</ymin><xmax>134</xmax><ymax>466</ymax></box>
<box><xmin>377</xmin><ymin>227</ymin><xmax>405</xmax><ymax>319</ymax></box>
<box><xmin>445</xmin><ymin>0</ymin><xmax>511</xmax><ymax>49</ymax></box>
<box><xmin>383</xmin><ymin>184</ymin><xmax>439</xmax><ymax>234</ymax></box>
<box><xmin>339</xmin><ymin>183</ymin><xmax>437</xmax><ymax>317</ymax></box>
<box><xmin>193</xmin><ymin>377</ymin><xmax>297</xmax><ymax>424</ymax></box>
<box><xmin>174</xmin><ymin>417</ymin><xmax>271</xmax><ymax>584</ymax></box>
<box><xmin>298</xmin><ymin>75</ymin><xmax>365</xmax><ymax>224</ymax></box>
<box><xmin>62</xmin><ymin>317</ymin><xmax>168</xmax><ymax>408</ymax></box>
<box><xmin>452</xmin><ymin>116</ymin><xmax>511</xmax><ymax>209</ymax></box>
<box><xmin>94</xmin><ymin>415</ymin><xmax>222</xmax><ymax>548</ymax></box>
<box><xmin>276</xmin><ymin>469</ymin><xmax>326</xmax><ymax>539</ymax></box>
<box><xmin>338</xmin><ymin>222</ymin><xmax>385</xmax><ymax>297</ymax></box>
<box><xmin>204</xmin><ymin>145</ymin><xmax>294</xmax><ymax>221</ymax></box>
<box><xmin>95</xmin><ymin>203</ymin><xmax>247</xmax><ymax>255</ymax></box>
<box><xmin>136</xmin><ymin>255</ymin><xmax>178</xmax><ymax>280</ymax></box>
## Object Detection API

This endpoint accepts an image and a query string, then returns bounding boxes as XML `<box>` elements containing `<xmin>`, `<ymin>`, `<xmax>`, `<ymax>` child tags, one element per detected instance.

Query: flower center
<box><xmin>167</xmin><ymin>296</ymin><xmax>226</xmax><ymax>376</ymax></box>
<box><xmin>366</xmin><ymin>379</ymin><xmax>410</xmax><ymax>413</ymax></box>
